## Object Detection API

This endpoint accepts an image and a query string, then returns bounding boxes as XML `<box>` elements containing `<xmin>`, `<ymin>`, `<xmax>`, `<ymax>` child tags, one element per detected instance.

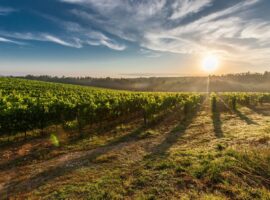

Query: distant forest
<box><xmin>18</xmin><ymin>71</ymin><xmax>270</xmax><ymax>92</ymax></box>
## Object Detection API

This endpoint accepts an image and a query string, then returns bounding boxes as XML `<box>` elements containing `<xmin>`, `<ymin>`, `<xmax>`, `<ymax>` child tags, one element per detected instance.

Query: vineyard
<box><xmin>1</xmin><ymin>78</ymin><xmax>270</xmax><ymax>199</ymax></box>
<box><xmin>211</xmin><ymin>92</ymin><xmax>270</xmax><ymax>111</ymax></box>
<box><xmin>0</xmin><ymin>78</ymin><xmax>203</xmax><ymax>140</ymax></box>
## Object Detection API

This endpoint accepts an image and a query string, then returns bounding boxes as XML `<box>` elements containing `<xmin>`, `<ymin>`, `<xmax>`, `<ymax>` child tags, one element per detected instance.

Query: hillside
<box><xmin>0</xmin><ymin>78</ymin><xmax>270</xmax><ymax>199</ymax></box>
<box><xmin>21</xmin><ymin>72</ymin><xmax>270</xmax><ymax>92</ymax></box>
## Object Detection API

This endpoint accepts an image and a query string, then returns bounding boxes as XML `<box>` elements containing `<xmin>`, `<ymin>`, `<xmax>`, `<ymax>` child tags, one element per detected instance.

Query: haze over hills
<box><xmin>19</xmin><ymin>71</ymin><xmax>270</xmax><ymax>92</ymax></box>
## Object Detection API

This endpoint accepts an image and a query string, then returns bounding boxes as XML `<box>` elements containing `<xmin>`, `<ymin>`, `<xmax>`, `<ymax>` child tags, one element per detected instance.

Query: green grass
<box><xmin>35</xmin><ymin>147</ymin><xmax>270</xmax><ymax>199</ymax></box>
<box><xmin>1</xmin><ymin>102</ymin><xmax>270</xmax><ymax>199</ymax></box>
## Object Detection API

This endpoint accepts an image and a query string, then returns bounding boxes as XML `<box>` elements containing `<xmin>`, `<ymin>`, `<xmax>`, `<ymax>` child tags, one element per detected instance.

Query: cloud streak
<box><xmin>61</xmin><ymin>0</ymin><xmax>269</xmax><ymax>65</ymax></box>
<box><xmin>0</xmin><ymin>36</ymin><xmax>24</xmax><ymax>45</ymax></box>
<box><xmin>0</xmin><ymin>32</ymin><xmax>82</xmax><ymax>48</ymax></box>
<box><xmin>0</xmin><ymin>6</ymin><xmax>16</xmax><ymax>15</ymax></box>
<box><xmin>0</xmin><ymin>31</ymin><xmax>125</xmax><ymax>50</ymax></box>
<box><xmin>170</xmin><ymin>0</ymin><xmax>213</xmax><ymax>20</ymax></box>
<box><xmin>34</xmin><ymin>13</ymin><xmax>126</xmax><ymax>50</ymax></box>
<box><xmin>43</xmin><ymin>34</ymin><xmax>82</xmax><ymax>48</ymax></box>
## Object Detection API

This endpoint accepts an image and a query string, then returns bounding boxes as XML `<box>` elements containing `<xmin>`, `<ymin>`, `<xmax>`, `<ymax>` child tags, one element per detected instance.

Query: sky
<box><xmin>0</xmin><ymin>0</ymin><xmax>270</xmax><ymax>77</ymax></box>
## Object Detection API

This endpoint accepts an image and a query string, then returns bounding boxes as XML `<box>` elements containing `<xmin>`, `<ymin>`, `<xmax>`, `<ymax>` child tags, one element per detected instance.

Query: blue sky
<box><xmin>0</xmin><ymin>0</ymin><xmax>270</xmax><ymax>77</ymax></box>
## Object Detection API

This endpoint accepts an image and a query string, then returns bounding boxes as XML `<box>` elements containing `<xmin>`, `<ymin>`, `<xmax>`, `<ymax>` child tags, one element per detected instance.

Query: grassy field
<box><xmin>0</xmin><ymin>98</ymin><xmax>270</xmax><ymax>199</ymax></box>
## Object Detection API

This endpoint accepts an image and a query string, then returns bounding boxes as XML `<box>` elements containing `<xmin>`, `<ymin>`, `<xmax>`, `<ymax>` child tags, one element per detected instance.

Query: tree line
<box><xmin>13</xmin><ymin>71</ymin><xmax>270</xmax><ymax>92</ymax></box>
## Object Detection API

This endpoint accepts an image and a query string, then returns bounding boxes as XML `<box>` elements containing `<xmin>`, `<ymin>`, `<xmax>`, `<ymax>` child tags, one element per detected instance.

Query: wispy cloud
<box><xmin>43</xmin><ymin>34</ymin><xmax>82</xmax><ymax>48</ymax></box>
<box><xmin>0</xmin><ymin>30</ymin><xmax>126</xmax><ymax>50</ymax></box>
<box><xmin>84</xmin><ymin>30</ymin><xmax>125</xmax><ymax>50</ymax></box>
<box><xmin>0</xmin><ymin>32</ymin><xmax>82</xmax><ymax>48</ymax></box>
<box><xmin>0</xmin><ymin>36</ymin><xmax>24</xmax><ymax>45</ymax></box>
<box><xmin>62</xmin><ymin>21</ymin><xmax>126</xmax><ymax>50</ymax></box>
<box><xmin>1</xmin><ymin>0</ymin><xmax>269</xmax><ymax>67</ymax></box>
<box><xmin>0</xmin><ymin>37</ymin><xmax>15</xmax><ymax>43</ymax></box>
<box><xmin>62</xmin><ymin>0</ymin><xmax>267</xmax><ymax>65</ymax></box>
<box><xmin>27</xmin><ymin>12</ymin><xmax>126</xmax><ymax>51</ymax></box>
<box><xmin>0</xmin><ymin>6</ymin><xmax>16</xmax><ymax>15</ymax></box>
<box><xmin>170</xmin><ymin>0</ymin><xmax>213</xmax><ymax>20</ymax></box>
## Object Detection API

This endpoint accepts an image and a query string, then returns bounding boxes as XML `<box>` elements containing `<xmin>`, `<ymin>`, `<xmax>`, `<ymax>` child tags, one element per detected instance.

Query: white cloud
<box><xmin>63</xmin><ymin>0</ymin><xmax>261</xmax><ymax>50</ymax></box>
<box><xmin>170</xmin><ymin>0</ymin><xmax>213</xmax><ymax>20</ymax></box>
<box><xmin>100</xmin><ymin>39</ymin><xmax>126</xmax><ymax>51</ymax></box>
<box><xmin>0</xmin><ymin>30</ymin><xmax>126</xmax><ymax>50</ymax></box>
<box><xmin>85</xmin><ymin>30</ymin><xmax>126</xmax><ymax>50</ymax></box>
<box><xmin>0</xmin><ymin>36</ymin><xmax>24</xmax><ymax>45</ymax></box>
<box><xmin>0</xmin><ymin>7</ymin><xmax>16</xmax><ymax>15</ymax></box>
<box><xmin>0</xmin><ymin>37</ymin><xmax>15</xmax><ymax>43</ymax></box>
<box><xmin>241</xmin><ymin>21</ymin><xmax>270</xmax><ymax>42</ymax></box>
<box><xmin>0</xmin><ymin>32</ymin><xmax>82</xmax><ymax>48</ymax></box>
<box><xmin>29</xmin><ymin>11</ymin><xmax>127</xmax><ymax>51</ymax></box>
<box><xmin>43</xmin><ymin>34</ymin><xmax>82</xmax><ymax>48</ymax></box>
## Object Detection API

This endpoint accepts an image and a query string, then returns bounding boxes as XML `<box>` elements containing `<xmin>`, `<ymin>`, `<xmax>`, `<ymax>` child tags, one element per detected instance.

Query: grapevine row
<box><xmin>0</xmin><ymin>78</ymin><xmax>203</xmax><ymax>137</ymax></box>
<box><xmin>211</xmin><ymin>92</ymin><xmax>270</xmax><ymax>111</ymax></box>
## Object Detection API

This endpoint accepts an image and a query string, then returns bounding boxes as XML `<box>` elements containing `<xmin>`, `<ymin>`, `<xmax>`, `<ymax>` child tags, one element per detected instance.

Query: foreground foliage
<box><xmin>0</xmin><ymin>78</ymin><xmax>203</xmax><ymax>138</ymax></box>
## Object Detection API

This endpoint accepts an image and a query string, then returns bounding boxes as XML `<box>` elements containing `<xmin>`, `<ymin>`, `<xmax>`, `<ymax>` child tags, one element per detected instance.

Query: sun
<box><xmin>202</xmin><ymin>54</ymin><xmax>219</xmax><ymax>73</ymax></box>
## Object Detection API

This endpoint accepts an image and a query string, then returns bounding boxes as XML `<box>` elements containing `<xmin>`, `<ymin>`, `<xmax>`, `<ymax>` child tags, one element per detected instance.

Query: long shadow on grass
<box><xmin>67</xmin><ymin>112</ymin><xmax>142</xmax><ymax>145</ymax></box>
<box><xmin>0</xmin><ymin>113</ymin><xmax>143</xmax><ymax>171</ymax></box>
<box><xmin>212</xmin><ymin>109</ymin><xmax>223</xmax><ymax>138</ymax></box>
<box><xmin>246</xmin><ymin>105</ymin><xmax>270</xmax><ymax>116</ymax></box>
<box><xmin>235</xmin><ymin>109</ymin><xmax>258</xmax><ymax>125</ymax></box>
<box><xmin>0</xmin><ymin>118</ymin><xmax>143</xmax><ymax>171</ymax></box>
<box><xmin>0</xmin><ymin>133</ymin><xmax>48</xmax><ymax>149</ymax></box>
<box><xmin>0</xmin><ymin>112</ymin><xmax>142</xmax><ymax>149</ymax></box>
<box><xmin>148</xmin><ymin>106</ymin><xmax>200</xmax><ymax>156</ymax></box>
<box><xmin>0</xmin><ymin>109</ymin><xmax>179</xmax><ymax>198</ymax></box>
<box><xmin>0</xmin><ymin>126</ymin><xmax>145</xmax><ymax>198</ymax></box>
<box><xmin>0</xmin><ymin>110</ymin><xmax>173</xmax><ymax>172</ymax></box>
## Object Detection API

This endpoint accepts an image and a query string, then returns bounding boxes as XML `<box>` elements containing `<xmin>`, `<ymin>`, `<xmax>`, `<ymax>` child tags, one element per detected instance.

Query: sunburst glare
<box><xmin>202</xmin><ymin>54</ymin><xmax>219</xmax><ymax>73</ymax></box>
